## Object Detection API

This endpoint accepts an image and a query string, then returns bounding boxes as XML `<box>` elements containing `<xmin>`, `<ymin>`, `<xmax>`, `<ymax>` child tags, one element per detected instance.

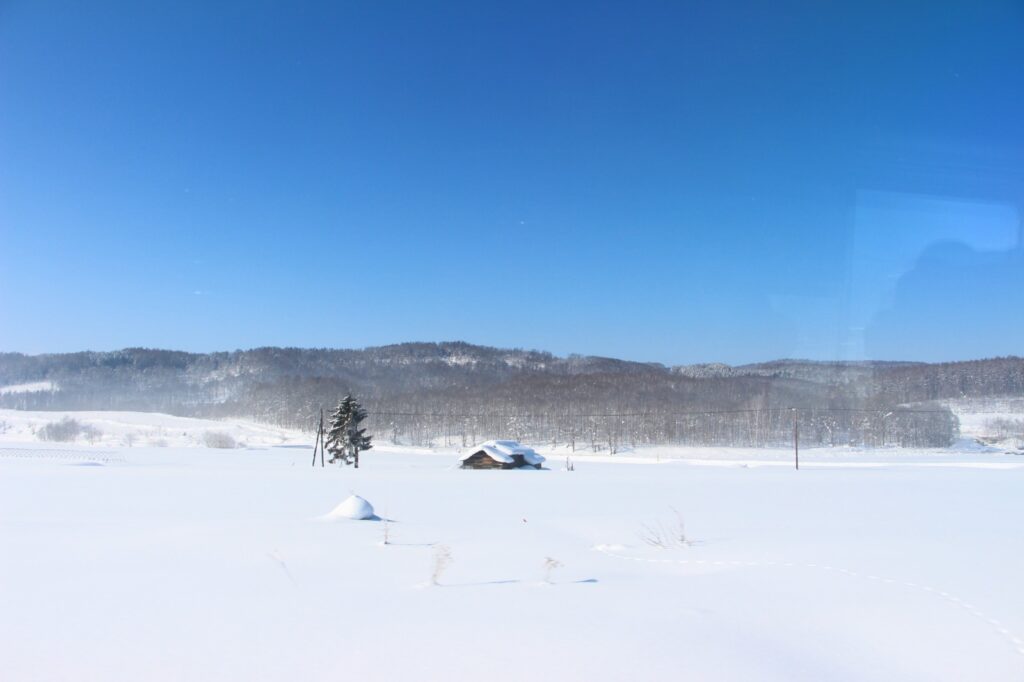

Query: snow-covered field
<box><xmin>2</xmin><ymin>429</ymin><xmax>1023</xmax><ymax>680</ymax></box>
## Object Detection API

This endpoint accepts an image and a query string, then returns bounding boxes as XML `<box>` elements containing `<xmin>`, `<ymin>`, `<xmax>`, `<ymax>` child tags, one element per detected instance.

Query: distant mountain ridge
<box><xmin>0</xmin><ymin>344</ymin><xmax>955</xmax><ymax>385</ymax></box>
<box><xmin>0</xmin><ymin>341</ymin><xmax>662</xmax><ymax>392</ymax></box>
<box><xmin>0</xmin><ymin>342</ymin><xmax>1020</xmax><ymax>404</ymax></box>
<box><xmin>673</xmin><ymin>359</ymin><xmax>925</xmax><ymax>383</ymax></box>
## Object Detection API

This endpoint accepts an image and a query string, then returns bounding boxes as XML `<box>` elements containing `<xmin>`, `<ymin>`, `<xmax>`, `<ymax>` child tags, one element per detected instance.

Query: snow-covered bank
<box><xmin>0</xmin><ymin>408</ymin><xmax>307</xmax><ymax>449</ymax></box>
<box><xmin>945</xmin><ymin>397</ymin><xmax>1024</xmax><ymax>450</ymax></box>
<box><xmin>0</xmin><ymin>381</ymin><xmax>57</xmax><ymax>395</ymax></box>
<box><xmin>1</xmin><ymin>444</ymin><xmax>1022</xmax><ymax>681</ymax></box>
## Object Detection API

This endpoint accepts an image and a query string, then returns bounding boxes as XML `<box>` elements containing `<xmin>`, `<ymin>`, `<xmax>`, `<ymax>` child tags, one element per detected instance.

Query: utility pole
<box><xmin>311</xmin><ymin>411</ymin><xmax>319</xmax><ymax>467</ymax></box>
<box><xmin>311</xmin><ymin>408</ymin><xmax>325</xmax><ymax>467</ymax></box>
<box><xmin>792</xmin><ymin>408</ymin><xmax>800</xmax><ymax>470</ymax></box>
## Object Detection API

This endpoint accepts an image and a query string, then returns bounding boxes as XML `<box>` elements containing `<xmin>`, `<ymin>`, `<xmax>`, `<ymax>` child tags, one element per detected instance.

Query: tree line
<box><xmin>1</xmin><ymin>344</ymin><xmax>1017</xmax><ymax>448</ymax></box>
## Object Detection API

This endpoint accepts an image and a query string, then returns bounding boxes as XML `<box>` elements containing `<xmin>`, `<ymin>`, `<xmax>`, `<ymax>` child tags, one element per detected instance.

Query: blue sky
<box><xmin>1</xmin><ymin>1</ymin><xmax>1021</xmax><ymax>364</ymax></box>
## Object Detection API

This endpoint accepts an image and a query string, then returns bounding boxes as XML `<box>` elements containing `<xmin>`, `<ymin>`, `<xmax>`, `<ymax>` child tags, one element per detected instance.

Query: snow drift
<box><xmin>324</xmin><ymin>495</ymin><xmax>376</xmax><ymax>520</ymax></box>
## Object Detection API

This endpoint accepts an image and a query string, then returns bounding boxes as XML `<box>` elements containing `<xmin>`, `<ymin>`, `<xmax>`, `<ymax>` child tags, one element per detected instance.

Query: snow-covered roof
<box><xmin>459</xmin><ymin>440</ymin><xmax>546</xmax><ymax>465</ymax></box>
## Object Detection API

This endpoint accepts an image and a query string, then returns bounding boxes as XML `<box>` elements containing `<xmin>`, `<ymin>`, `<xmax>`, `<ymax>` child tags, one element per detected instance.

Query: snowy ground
<box><xmin>1</xmin><ymin>433</ymin><xmax>1023</xmax><ymax>681</ymax></box>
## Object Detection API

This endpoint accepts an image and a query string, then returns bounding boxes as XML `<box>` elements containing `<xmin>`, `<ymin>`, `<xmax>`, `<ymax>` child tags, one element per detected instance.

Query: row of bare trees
<box><xmin>363</xmin><ymin>406</ymin><xmax>958</xmax><ymax>451</ymax></box>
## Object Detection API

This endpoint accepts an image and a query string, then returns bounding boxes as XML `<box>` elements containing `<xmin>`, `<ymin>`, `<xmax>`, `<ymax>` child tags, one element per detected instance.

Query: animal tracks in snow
<box><xmin>594</xmin><ymin>544</ymin><xmax>1024</xmax><ymax>661</ymax></box>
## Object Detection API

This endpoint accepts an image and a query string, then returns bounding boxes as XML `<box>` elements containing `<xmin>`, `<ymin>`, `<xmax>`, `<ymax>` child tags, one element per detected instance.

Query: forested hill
<box><xmin>0</xmin><ymin>344</ymin><xmax>1021</xmax><ymax>447</ymax></box>
<box><xmin>1</xmin><ymin>344</ymin><xmax>1021</xmax><ymax>419</ymax></box>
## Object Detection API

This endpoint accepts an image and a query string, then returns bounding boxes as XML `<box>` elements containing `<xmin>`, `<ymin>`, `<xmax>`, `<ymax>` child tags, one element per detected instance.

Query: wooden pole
<box><xmin>312</xmin><ymin>410</ymin><xmax>320</xmax><ymax>467</ymax></box>
<box><xmin>793</xmin><ymin>408</ymin><xmax>800</xmax><ymax>470</ymax></box>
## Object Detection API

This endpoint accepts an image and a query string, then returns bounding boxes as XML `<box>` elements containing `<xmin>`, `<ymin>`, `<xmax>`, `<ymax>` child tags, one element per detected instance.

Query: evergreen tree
<box><xmin>325</xmin><ymin>395</ymin><xmax>373</xmax><ymax>467</ymax></box>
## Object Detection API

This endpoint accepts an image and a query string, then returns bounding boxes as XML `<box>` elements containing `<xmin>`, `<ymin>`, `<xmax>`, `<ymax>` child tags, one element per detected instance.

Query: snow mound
<box><xmin>325</xmin><ymin>495</ymin><xmax>376</xmax><ymax>520</ymax></box>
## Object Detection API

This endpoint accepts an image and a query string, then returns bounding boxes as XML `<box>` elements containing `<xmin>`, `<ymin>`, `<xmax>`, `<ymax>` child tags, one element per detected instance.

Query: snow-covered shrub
<box><xmin>543</xmin><ymin>557</ymin><xmax>563</xmax><ymax>583</ymax></box>
<box><xmin>82</xmin><ymin>424</ymin><xmax>102</xmax><ymax>444</ymax></box>
<box><xmin>431</xmin><ymin>545</ymin><xmax>453</xmax><ymax>586</ymax></box>
<box><xmin>38</xmin><ymin>418</ymin><xmax>82</xmax><ymax>442</ymax></box>
<box><xmin>641</xmin><ymin>508</ymin><xmax>692</xmax><ymax>549</ymax></box>
<box><xmin>203</xmin><ymin>431</ymin><xmax>237</xmax><ymax>449</ymax></box>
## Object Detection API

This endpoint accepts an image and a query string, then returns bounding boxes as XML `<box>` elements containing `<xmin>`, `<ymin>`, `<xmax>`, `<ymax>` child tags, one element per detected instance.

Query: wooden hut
<box><xmin>459</xmin><ymin>440</ymin><xmax>545</xmax><ymax>470</ymax></box>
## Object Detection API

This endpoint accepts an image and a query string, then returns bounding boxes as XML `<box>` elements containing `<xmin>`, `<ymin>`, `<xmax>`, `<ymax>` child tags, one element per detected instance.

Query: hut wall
<box><xmin>461</xmin><ymin>452</ymin><xmax>506</xmax><ymax>469</ymax></box>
